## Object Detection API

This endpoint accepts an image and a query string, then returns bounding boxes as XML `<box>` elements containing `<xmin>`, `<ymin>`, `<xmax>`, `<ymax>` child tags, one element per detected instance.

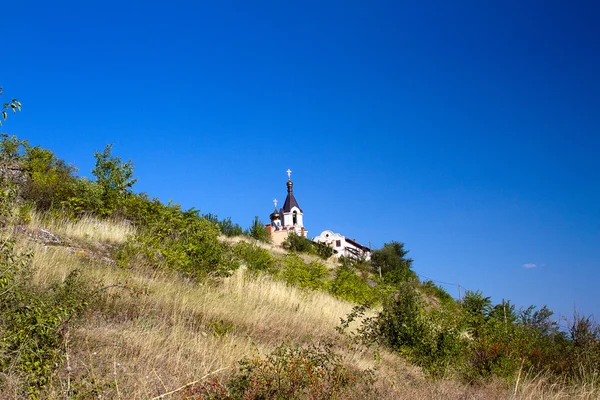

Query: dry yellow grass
<box><xmin>511</xmin><ymin>372</ymin><xmax>600</xmax><ymax>400</ymax></box>
<box><xmin>28</xmin><ymin>211</ymin><xmax>134</xmax><ymax>244</ymax></box>
<box><xmin>23</xmin><ymin>241</ymin><xmax>377</xmax><ymax>398</ymax></box>
<box><xmin>7</xmin><ymin>232</ymin><xmax>598</xmax><ymax>399</ymax></box>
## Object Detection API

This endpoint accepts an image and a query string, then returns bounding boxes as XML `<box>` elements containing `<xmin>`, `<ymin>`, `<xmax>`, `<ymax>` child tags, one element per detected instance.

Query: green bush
<box><xmin>0</xmin><ymin>237</ymin><xmax>97</xmax><ymax>396</ymax></box>
<box><xmin>329</xmin><ymin>265</ymin><xmax>377</xmax><ymax>304</ymax></box>
<box><xmin>192</xmin><ymin>342</ymin><xmax>374</xmax><ymax>399</ymax></box>
<box><xmin>345</xmin><ymin>280</ymin><xmax>599</xmax><ymax>382</ymax></box>
<box><xmin>313</xmin><ymin>240</ymin><xmax>333</xmax><ymax>259</ymax></box>
<box><xmin>0</xmin><ymin>179</ymin><xmax>18</xmax><ymax>221</ymax></box>
<box><xmin>21</xmin><ymin>145</ymin><xmax>77</xmax><ymax>210</ymax></box>
<box><xmin>343</xmin><ymin>282</ymin><xmax>465</xmax><ymax>377</ymax></box>
<box><xmin>62</xmin><ymin>178</ymin><xmax>105</xmax><ymax>219</ymax></box>
<box><xmin>0</xmin><ymin>133</ymin><xmax>26</xmax><ymax>161</ymax></box>
<box><xmin>282</xmin><ymin>232</ymin><xmax>315</xmax><ymax>255</ymax></box>
<box><xmin>117</xmin><ymin>202</ymin><xmax>238</xmax><ymax>278</ymax></box>
<box><xmin>232</xmin><ymin>241</ymin><xmax>277</xmax><ymax>273</ymax></box>
<box><xmin>246</xmin><ymin>216</ymin><xmax>270</xmax><ymax>242</ymax></box>
<box><xmin>277</xmin><ymin>254</ymin><xmax>328</xmax><ymax>291</ymax></box>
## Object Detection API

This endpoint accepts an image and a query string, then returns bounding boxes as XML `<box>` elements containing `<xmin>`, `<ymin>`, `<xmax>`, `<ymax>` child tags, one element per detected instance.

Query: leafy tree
<box><xmin>92</xmin><ymin>144</ymin><xmax>137</xmax><ymax>216</ymax></box>
<box><xmin>204</xmin><ymin>213</ymin><xmax>244</xmax><ymax>237</ymax></box>
<box><xmin>370</xmin><ymin>241</ymin><xmax>416</xmax><ymax>284</ymax></box>
<box><xmin>462</xmin><ymin>290</ymin><xmax>492</xmax><ymax>322</ymax></box>
<box><xmin>246</xmin><ymin>216</ymin><xmax>270</xmax><ymax>242</ymax></box>
<box><xmin>218</xmin><ymin>216</ymin><xmax>244</xmax><ymax>237</ymax></box>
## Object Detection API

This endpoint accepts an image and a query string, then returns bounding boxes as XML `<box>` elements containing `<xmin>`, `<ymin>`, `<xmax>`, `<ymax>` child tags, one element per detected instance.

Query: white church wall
<box><xmin>313</xmin><ymin>230</ymin><xmax>371</xmax><ymax>260</ymax></box>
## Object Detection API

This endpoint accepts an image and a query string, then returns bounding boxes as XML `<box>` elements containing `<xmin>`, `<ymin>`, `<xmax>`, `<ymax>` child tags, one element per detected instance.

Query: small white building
<box><xmin>313</xmin><ymin>230</ymin><xmax>371</xmax><ymax>261</ymax></box>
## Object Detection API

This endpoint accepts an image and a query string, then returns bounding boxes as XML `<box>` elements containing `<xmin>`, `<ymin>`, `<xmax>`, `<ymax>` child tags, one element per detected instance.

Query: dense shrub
<box><xmin>21</xmin><ymin>145</ymin><xmax>77</xmax><ymax>210</ymax></box>
<box><xmin>0</xmin><ymin>237</ymin><xmax>97</xmax><ymax>396</ymax></box>
<box><xmin>355</xmin><ymin>282</ymin><xmax>465</xmax><ymax>377</ymax></box>
<box><xmin>282</xmin><ymin>232</ymin><xmax>315</xmax><ymax>254</ymax></box>
<box><xmin>328</xmin><ymin>265</ymin><xmax>378</xmax><ymax>304</ymax></box>
<box><xmin>61</xmin><ymin>177</ymin><xmax>105</xmax><ymax>219</ymax></box>
<box><xmin>282</xmin><ymin>232</ymin><xmax>332</xmax><ymax>260</ymax></box>
<box><xmin>117</xmin><ymin>202</ymin><xmax>238</xmax><ymax>278</ymax></box>
<box><xmin>232</xmin><ymin>241</ymin><xmax>277</xmax><ymax>273</ymax></box>
<box><xmin>277</xmin><ymin>254</ymin><xmax>328</xmax><ymax>291</ymax></box>
<box><xmin>192</xmin><ymin>342</ymin><xmax>374</xmax><ymax>399</ymax></box>
<box><xmin>342</xmin><ymin>279</ymin><xmax>600</xmax><ymax>383</ymax></box>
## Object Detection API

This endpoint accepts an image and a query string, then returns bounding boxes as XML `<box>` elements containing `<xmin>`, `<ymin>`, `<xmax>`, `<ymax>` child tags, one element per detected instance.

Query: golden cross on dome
<box><xmin>286</xmin><ymin>169</ymin><xmax>292</xmax><ymax>180</ymax></box>
<box><xmin>273</xmin><ymin>198</ymin><xmax>278</xmax><ymax>208</ymax></box>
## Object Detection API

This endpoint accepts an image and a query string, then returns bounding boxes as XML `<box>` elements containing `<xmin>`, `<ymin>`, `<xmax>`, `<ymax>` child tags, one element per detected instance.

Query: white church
<box><xmin>266</xmin><ymin>169</ymin><xmax>308</xmax><ymax>246</ymax></box>
<box><xmin>266</xmin><ymin>170</ymin><xmax>371</xmax><ymax>261</ymax></box>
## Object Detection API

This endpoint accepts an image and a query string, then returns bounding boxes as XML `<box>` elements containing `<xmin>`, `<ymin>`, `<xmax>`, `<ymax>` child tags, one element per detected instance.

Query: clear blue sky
<box><xmin>3</xmin><ymin>1</ymin><xmax>599</xmax><ymax>322</ymax></box>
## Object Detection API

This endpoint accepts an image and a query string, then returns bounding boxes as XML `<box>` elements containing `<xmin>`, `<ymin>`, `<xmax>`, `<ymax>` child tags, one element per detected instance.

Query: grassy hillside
<box><xmin>0</xmin><ymin>213</ymin><xmax>595</xmax><ymax>399</ymax></box>
<box><xmin>0</xmin><ymin>135</ymin><xmax>598</xmax><ymax>399</ymax></box>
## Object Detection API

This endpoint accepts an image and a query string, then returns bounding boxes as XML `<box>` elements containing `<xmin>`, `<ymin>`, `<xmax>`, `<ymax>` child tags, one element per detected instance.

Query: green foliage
<box><xmin>92</xmin><ymin>144</ymin><xmax>137</xmax><ymax>217</ymax></box>
<box><xmin>282</xmin><ymin>232</ymin><xmax>332</xmax><ymax>259</ymax></box>
<box><xmin>421</xmin><ymin>280</ymin><xmax>455</xmax><ymax>307</ymax></box>
<box><xmin>313</xmin><ymin>240</ymin><xmax>334</xmax><ymax>259</ymax></box>
<box><xmin>219</xmin><ymin>217</ymin><xmax>244</xmax><ymax>237</ymax></box>
<box><xmin>329</xmin><ymin>265</ymin><xmax>378</xmax><ymax>304</ymax></box>
<box><xmin>21</xmin><ymin>145</ymin><xmax>77</xmax><ymax>210</ymax></box>
<box><xmin>0</xmin><ymin>133</ymin><xmax>27</xmax><ymax>161</ymax></box>
<box><xmin>203</xmin><ymin>213</ymin><xmax>244</xmax><ymax>237</ymax></box>
<box><xmin>195</xmin><ymin>342</ymin><xmax>373</xmax><ymax>399</ymax></box>
<box><xmin>0</xmin><ymin>86</ymin><xmax>21</xmax><ymax>126</ymax></box>
<box><xmin>461</xmin><ymin>290</ymin><xmax>492</xmax><ymax>333</ymax></box>
<box><xmin>370</xmin><ymin>241</ymin><xmax>416</xmax><ymax>285</ymax></box>
<box><xmin>282</xmin><ymin>231</ymin><xmax>314</xmax><ymax>254</ymax></box>
<box><xmin>232</xmin><ymin>241</ymin><xmax>277</xmax><ymax>273</ymax></box>
<box><xmin>566</xmin><ymin>311</ymin><xmax>600</xmax><ymax>381</ymax></box>
<box><xmin>343</xmin><ymin>275</ymin><xmax>600</xmax><ymax>383</ymax></box>
<box><xmin>246</xmin><ymin>215</ymin><xmax>270</xmax><ymax>242</ymax></box>
<box><xmin>277</xmin><ymin>254</ymin><xmax>328</xmax><ymax>291</ymax></box>
<box><xmin>0</xmin><ymin>179</ymin><xmax>18</xmax><ymax>220</ymax></box>
<box><xmin>353</xmin><ymin>282</ymin><xmax>465</xmax><ymax>377</ymax></box>
<box><xmin>0</xmin><ymin>237</ymin><xmax>97</xmax><ymax>396</ymax></box>
<box><xmin>118</xmin><ymin>201</ymin><xmax>238</xmax><ymax>278</ymax></box>
<box><xmin>62</xmin><ymin>177</ymin><xmax>105</xmax><ymax>219</ymax></box>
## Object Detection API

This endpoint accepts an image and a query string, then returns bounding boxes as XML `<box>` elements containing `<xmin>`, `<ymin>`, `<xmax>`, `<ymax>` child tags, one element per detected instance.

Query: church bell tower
<box><xmin>266</xmin><ymin>169</ymin><xmax>308</xmax><ymax>245</ymax></box>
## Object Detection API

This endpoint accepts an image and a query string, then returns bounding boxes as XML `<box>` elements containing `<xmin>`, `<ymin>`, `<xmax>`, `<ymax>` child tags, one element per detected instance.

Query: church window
<box><xmin>293</xmin><ymin>211</ymin><xmax>298</xmax><ymax>225</ymax></box>
<box><xmin>336</xmin><ymin>240</ymin><xmax>341</xmax><ymax>247</ymax></box>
